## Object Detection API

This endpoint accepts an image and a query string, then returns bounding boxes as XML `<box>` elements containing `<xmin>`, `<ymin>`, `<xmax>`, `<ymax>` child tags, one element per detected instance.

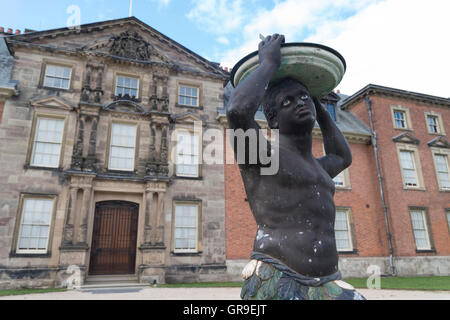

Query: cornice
<box><xmin>341</xmin><ymin>84</ymin><xmax>450</xmax><ymax>110</ymax></box>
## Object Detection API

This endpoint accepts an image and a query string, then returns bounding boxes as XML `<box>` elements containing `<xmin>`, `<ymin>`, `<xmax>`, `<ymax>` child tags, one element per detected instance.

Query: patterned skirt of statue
<box><xmin>241</xmin><ymin>252</ymin><xmax>366</xmax><ymax>300</ymax></box>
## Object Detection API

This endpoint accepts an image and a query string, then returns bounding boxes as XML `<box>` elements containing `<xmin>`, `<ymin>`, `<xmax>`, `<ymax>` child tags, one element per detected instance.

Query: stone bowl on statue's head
<box><xmin>230</xmin><ymin>42</ymin><xmax>346</xmax><ymax>98</ymax></box>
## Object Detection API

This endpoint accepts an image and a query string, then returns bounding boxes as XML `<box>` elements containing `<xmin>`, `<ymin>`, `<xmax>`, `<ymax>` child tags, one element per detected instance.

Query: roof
<box><xmin>0</xmin><ymin>37</ymin><xmax>18</xmax><ymax>95</ymax></box>
<box><xmin>341</xmin><ymin>84</ymin><xmax>450</xmax><ymax>110</ymax></box>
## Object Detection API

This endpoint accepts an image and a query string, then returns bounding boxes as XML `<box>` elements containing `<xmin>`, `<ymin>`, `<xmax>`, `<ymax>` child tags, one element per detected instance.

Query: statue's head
<box><xmin>262</xmin><ymin>78</ymin><xmax>316</xmax><ymax>134</ymax></box>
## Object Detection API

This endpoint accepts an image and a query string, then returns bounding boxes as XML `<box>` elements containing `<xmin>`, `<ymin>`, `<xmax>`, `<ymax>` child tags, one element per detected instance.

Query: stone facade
<box><xmin>0</xmin><ymin>17</ymin><xmax>229</xmax><ymax>289</ymax></box>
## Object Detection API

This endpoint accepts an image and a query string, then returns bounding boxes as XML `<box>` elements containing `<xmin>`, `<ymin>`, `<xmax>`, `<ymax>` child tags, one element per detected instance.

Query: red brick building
<box><xmin>219</xmin><ymin>84</ymin><xmax>450</xmax><ymax>278</ymax></box>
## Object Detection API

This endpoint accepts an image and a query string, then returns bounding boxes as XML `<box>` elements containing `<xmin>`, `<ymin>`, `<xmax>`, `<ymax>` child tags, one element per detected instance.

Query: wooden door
<box><xmin>89</xmin><ymin>201</ymin><xmax>139</xmax><ymax>275</ymax></box>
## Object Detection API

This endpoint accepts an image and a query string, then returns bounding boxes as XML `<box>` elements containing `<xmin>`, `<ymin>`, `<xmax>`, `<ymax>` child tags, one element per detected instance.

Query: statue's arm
<box><xmin>227</xmin><ymin>34</ymin><xmax>284</xmax><ymax>130</ymax></box>
<box><xmin>226</xmin><ymin>34</ymin><xmax>284</xmax><ymax>165</ymax></box>
<box><xmin>314</xmin><ymin>97</ymin><xmax>352</xmax><ymax>178</ymax></box>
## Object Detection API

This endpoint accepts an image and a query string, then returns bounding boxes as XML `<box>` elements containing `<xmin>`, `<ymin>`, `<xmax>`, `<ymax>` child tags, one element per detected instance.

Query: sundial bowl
<box><xmin>230</xmin><ymin>42</ymin><xmax>346</xmax><ymax>98</ymax></box>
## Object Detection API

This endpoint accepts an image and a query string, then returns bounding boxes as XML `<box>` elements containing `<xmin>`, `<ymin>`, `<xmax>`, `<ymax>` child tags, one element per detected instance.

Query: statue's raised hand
<box><xmin>258</xmin><ymin>34</ymin><xmax>285</xmax><ymax>69</ymax></box>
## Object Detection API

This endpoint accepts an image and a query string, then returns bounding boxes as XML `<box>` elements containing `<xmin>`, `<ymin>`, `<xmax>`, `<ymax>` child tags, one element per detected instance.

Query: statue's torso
<box><xmin>241</xmin><ymin>144</ymin><xmax>339</xmax><ymax>277</ymax></box>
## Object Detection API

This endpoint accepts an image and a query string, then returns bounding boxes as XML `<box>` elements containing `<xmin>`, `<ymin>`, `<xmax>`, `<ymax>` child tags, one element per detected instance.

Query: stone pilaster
<box><xmin>62</xmin><ymin>186</ymin><xmax>78</xmax><ymax>247</ymax></box>
<box><xmin>76</xmin><ymin>186</ymin><xmax>92</xmax><ymax>246</ymax></box>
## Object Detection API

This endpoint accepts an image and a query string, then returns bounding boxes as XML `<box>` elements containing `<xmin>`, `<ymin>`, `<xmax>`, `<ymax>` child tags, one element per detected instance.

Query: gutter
<box><xmin>364</xmin><ymin>96</ymin><xmax>396</xmax><ymax>276</ymax></box>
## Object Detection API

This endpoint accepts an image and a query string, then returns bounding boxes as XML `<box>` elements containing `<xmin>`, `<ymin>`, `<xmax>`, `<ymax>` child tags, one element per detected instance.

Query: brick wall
<box><xmin>225</xmin><ymin>132</ymin><xmax>390</xmax><ymax>260</ymax></box>
<box><xmin>350</xmin><ymin>94</ymin><xmax>450</xmax><ymax>257</ymax></box>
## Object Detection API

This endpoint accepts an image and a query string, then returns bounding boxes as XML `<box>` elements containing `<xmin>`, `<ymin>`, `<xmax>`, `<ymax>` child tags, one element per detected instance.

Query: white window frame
<box><xmin>334</xmin><ymin>208</ymin><xmax>353</xmax><ymax>252</ymax></box>
<box><xmin>30</xmin><ymin>117</ymin><xmax>65</xmax><ymax>168</ymax></box>
<box><xmin>108</xmin><ymin>122</ymin><xmax>137</xmax><ymax>172</ymax></box>
<box><xmin>399</xmin><ymin>150</ymin><xmax>419</xmax><ymax>187</ymax></box>
<box><xmin>178</xmin><ymin>85</ymin><xmax>199</xmax><ymax>107</ymax></box>
<box><xmin>427</xmin><ymin>115</ymin><xmax>439</xmax><ymax>134</ymax></box>
<box><xmin>432</xmin><ymin>152</ymin><xmax>450</xmax><ymax>190</ymax></box>
<box><xmin>175</xmin><ymin>130</ymin><xmax>200</xmax><ymax>177</ymax></box>
<box><xmin>391</xmin><ymin>105</ymin><xmax>412</xmax><ymax>130</ymax></box>
<box><xmin>115</xmin><ymin>75</ymin><xmax>140</xmax><ymax>99</ymax></box>
<box><xmin>409</xmin><ymin>209</ymin><xmax>431</xmax><ymax>251</ymax></box>
<box><xmin>16</xmin><ymin>197</ymin><xmax>54</xmax><ymax>254</ymax></box>
<box><xmin>43</xmin><ymin>64</ymin><xmax>72</xmax><ymax>90</ymax></box>
<box><xmin>173</xmin><ymin>203</ymin><xmax>199</xmax><ymax>253</ymax></box>
<box><xmin>424</xmin><ymin>111</ymin><xmax>445</xmax><ymax>135</ymax></box>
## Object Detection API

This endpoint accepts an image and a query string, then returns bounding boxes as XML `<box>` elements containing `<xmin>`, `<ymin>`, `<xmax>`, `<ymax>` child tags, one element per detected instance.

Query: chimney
<box><xmin>15</xmin><ymin>29</ymin><xmax>21</xmax><ymax>35</ymax></box>
<box><xmin>7</xmin><ymin>28</ymin><xmax>12</xmax><ymax>34</ymax></box>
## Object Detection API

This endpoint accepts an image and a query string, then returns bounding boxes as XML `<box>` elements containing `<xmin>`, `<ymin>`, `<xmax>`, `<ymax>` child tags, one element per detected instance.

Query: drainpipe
<box><xmin>364</xmin><ymin>96</ymin><xmax>396</xmax><ymax>276</ymax></box>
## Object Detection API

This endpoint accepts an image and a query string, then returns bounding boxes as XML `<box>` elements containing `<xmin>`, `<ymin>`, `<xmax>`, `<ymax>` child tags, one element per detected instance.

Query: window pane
<box><xmin>18</xmin><ymin>199</ymin><xmax>53</xmax><ymax>252</ymax></box>
<box><xmin>327</xmin><ymin>103</ymin><xmax>336</xmax><ymax>121</ymax></box>
<box><xmin>334</xmin><ymin>210</ymin><xmax>351</xmax><ymax>250</ymax></box>
<box><xmin>109</xmin><ymin>123</ymin><xmax>136</xmax><ymax>170</ymax></box>
<box><xmin>333</xmin><ymin>172</ymin><xmax>344</xmax><ymax>186</ymax></box>
<box><xmin>174</xmin><ymin>204</ymin><xmax>198</xmax><ymax>251</ymax></box>
<box><xmin>410</xmin><ymin>210</ymin><xmax>430</xmax><ymax>249</ymax></box>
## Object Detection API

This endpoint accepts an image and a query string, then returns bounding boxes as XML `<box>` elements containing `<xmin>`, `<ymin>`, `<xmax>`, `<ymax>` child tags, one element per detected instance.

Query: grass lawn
<box><xmin>0</xmin><ymin>287</ymin><xmax>67</xmax><ymax>297</ymax></box>
<box><xmin>344</xmin><ymin>276</ymin><xmax>450</xmax><ymax>291</ymax></box>
<box><xmin>158</xmin><ymin>276</ymin><xmax>450</xmax><ymax>291</ymax></box>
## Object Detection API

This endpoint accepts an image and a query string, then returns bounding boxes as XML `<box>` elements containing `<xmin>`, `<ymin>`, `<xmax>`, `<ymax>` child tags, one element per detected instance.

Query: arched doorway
<box><xmin>89</xmin><ymin>201</ymin><xmax>139</xmax><ymax>275</ymax></box>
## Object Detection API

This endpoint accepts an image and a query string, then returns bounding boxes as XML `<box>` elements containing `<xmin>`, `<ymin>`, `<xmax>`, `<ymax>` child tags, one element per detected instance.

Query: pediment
<box><xmin>427</xmin><ymin>136</ymin><xmax>450</xmax><ymax>149</ymax></box>
<box><xmin>8</xmin><ymin>17</ymin><xmax>226</xmax><ymax>77</ymax></box>
<box><xmin>81</xmin><ymin>30</ymin><xmax>170</xmax><ymax>64</ymax></box>
<box><xmin>30</xmin><ymin>96</ymin><xmax>74</xmax><ymax>111</ymax></box>
<box><xmin>392</xmin><ymin>131</ymin><xmax>420</xmax><ymax>145</ymax></box>
<box><xmin>172</xmin><ymin>113</ymin><xmax>205</xmax><ymax>126</ymax></box>
<box><xmin>104</xmin><ymin>100</ymin><xmax>145</xmax><ymax>114</ymax></box>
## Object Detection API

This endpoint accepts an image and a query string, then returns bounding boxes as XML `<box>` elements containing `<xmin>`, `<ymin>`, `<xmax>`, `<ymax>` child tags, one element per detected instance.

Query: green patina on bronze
<box><xmin>241</xmin><ymin>262</ymin><xmax>364</xmax><ymax>300</ymax></box>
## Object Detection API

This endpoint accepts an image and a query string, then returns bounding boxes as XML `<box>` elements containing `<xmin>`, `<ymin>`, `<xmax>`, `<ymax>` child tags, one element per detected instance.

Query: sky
<box><xmin>0</xmin><ymin>0</ymin><xmax>449</xmax><ymax>98</ymax></box>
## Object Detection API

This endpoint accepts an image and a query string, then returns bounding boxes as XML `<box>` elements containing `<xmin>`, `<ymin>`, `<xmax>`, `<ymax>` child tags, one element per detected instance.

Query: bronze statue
<box><xmin>227</xmin><ymin>34</ymin><xmax>365</xmax><ymax>300</ymax></box>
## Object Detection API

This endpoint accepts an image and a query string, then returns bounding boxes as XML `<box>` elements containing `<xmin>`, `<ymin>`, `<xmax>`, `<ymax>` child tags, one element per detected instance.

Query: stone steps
<box><xmin>80</xmin><ymin>274</ymin><xmax>149</xmax><ymax>290</ymax></box>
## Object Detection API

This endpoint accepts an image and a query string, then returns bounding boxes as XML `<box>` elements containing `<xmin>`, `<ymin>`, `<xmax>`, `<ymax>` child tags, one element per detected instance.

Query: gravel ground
<box><xmin>1</xmin><ymin>287</ymin><xmax>449</xmax><ymax>300</ymax></box>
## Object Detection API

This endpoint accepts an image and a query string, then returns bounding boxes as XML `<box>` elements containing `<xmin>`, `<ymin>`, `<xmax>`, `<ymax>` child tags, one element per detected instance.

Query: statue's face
<box><xmin>273</xmin><ymin>81</ymin><xmax>316</xmax><ymax>134</ymax></box>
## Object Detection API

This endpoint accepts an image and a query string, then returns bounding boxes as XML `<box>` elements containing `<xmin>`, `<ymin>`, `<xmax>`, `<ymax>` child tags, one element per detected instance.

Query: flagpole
<box><xmin>129</xmin><ymin>0</ymin><xmax>133</xmax><ymax>17</ymax></box>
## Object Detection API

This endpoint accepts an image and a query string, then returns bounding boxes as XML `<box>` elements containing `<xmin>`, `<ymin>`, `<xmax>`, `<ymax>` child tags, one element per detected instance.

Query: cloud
<box><xmin>149</xmin><ymin>0</ymin><xmax>171</xmax><ymax>9</ymax></box>
<box><xmin>305</xmin><ymin>0</ymin><xmax>450</xmax><ymax>97</ymax></box>
<box><xmin>218</xmin><ymin>0</ymin><xmax>378</xmax><ymax>67</ymax></box>
<box><xmin>218</xmin><ymin>0</ymin><xmax>450</xmax><ymax>97</ymax></box>
<box><xmin>186</xmin><ymin>0</ymin><xmax>246</xmax><ymax>34</ymax></box>
<box><xmin>216</xmin><ymin>36</ymin><xmax>230</xmax><ymax>45</ymax></box>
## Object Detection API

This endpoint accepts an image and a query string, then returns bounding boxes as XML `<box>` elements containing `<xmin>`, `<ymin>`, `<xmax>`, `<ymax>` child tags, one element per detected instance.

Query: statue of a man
<box><xmin>227</xmin><ymin>34</ymin><xmax>365</xmax><ymax>300</ymax></box>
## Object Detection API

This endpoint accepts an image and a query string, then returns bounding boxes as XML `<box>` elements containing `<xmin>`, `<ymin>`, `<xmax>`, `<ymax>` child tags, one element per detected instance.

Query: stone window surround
<box><xmin>390</xmin><ymin>105</ymin><xmax>413</xmax><ymax>131</ymax></box>
<box><xmin>395</xmin><ymin>143</ymin><xmax>426</xmax><ymax>190</ymax></box>
<box><xmin>25</xmin><ymin>112</ymin><xmax>69</xmax><ymax>170</ymax></box>
<box><xmin>112</xmin><ymin>71</ymin><xmax>142</xmax><ymax>100</ymax></box>
<box><xmin>171</xmin><ymin>199</ymin><xmax>203</xmax><ymax>255</ymax></box>
<box><xmin>430</xmin><ymin>147</ymin><xmax>450</xmax><ymax>192</ymax></box>
<box><xmin>335</xmin><ymin>207</ymin><xmax>357</xmax><ymax>254</ymax></box>
<box><xmin>424</xmin><ymin>111</ymin><xmax>446</xmax><ymax>136</ymax></box>
<box><xmin>175</xmin><ymin>80</ymin><xmax>203</xmax><ymax>109</ymax></box>
<box><xmin>104</xmin><ymin>118</ymin><xmax>140</xmax><ymax>173</ymax></box>
<box><xmin>38</xmin><ymin>59</ymin><xmax>76</xmax><ymax>91</ymax></box>
<box><xmin>10</xmin><ymin>193</ymin><xmax>58</xmax><ymax>257</ymax></box>
<box><xmin>408</xmin><ymin>206</ymin><xmax>435</xmax><ymax>253</ymax></box>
